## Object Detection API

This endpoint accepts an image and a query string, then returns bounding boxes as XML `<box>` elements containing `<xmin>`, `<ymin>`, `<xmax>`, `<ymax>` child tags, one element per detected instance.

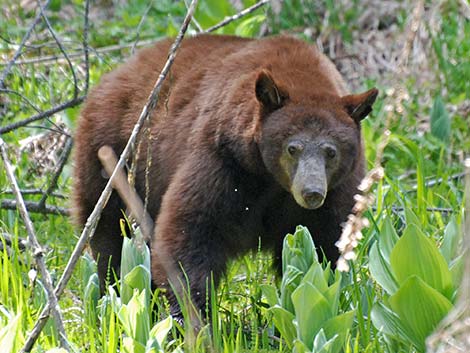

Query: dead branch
<box><xmin>98</xmin><ymin>145</ymin><xmax>154</xmax><ymax>243</ymax></box>
<box><xmin>38</xmin><ymin>136</ymin><xmax>73</xmax><ymax>209</ymax></box>
<box><xmin>0</xmin><ymin>40</ymin><xmax>155</xmax><ymax>67</ymax></box>
<box><xmin>2</xmin><ymin>188</ymin><xmax>66</xmax><ymax>199</ymax></box>
<box><xmin>0</xmin><ymin>199</ymin><xmax>69</xmax><ymax>216</ymax></box>
<box><xmin>0</xmin><ymin>0</ymin><xmax>51</xmax><ymax>88</ymax></box>
<box><xmin>204</xmin><ymin>0</ymin><xmax>269</xmax><ymax>33</ymax></box>
<box><xmin>19</xmin><ymin>1</ymin><xmax>200</xmax><ymax>351</ymax></box>
<box><xmin>83</xmin><ymin>0</ymin><xmax>90</xmax><ymax>94</ymax></box>
<box><xmin>0</xmin><ymin>96</ymin><xmax>85</xmax><ymax>135</ymax></box>
<box><xmin>37</xmin><ymin>0</ymin><xmax>79</xmax><ymax>100</ymax></box>
<box><xmin>0</xmin><ymin>137</ymin><xmax>71</xmax><ymax>352</ymax></box>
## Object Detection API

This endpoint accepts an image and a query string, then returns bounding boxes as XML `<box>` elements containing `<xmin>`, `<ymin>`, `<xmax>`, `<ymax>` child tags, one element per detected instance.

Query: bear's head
<box><xmin>255</xmin><ymin>70</ymin><xmax>378</xmax><ymax>209</ymax></box>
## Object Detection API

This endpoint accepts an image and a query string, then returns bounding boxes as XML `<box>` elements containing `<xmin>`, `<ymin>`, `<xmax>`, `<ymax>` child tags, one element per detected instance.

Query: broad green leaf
<box><xmin>450</xmin><ymin>254</ymin><xmax>464</xmax><ymax>291</ymax></box>
<box><xmin>281</xmin><ymin>265</ymin><xmax>304</xmax><ymax>313</ymax></box>
<box><xmin>292</xmin><ymin>283</ymin><xmax>331</xmax><ymax>348</ymax></box>
<box><xmin>118</xmin><ymin>290</ymin><xmax>151</xmax><ymax>345</ymax></box>
<box><xmin>150</xmin><ymin>316</ymin><xmax>173</xmax><ymax>348</ymax></box>
<box><xmin>404</xmin><ymin>208</ymin><xmax>421</xmax><ymax>228</ymax></box>
<box><xmin>390</xmin><ymin>224</ymin><xmax>453</xmax><ymax>299</ymax></box>
<box><xmin>269</xmin><ymin>306</ymin><xmax>296</xmax><ymax>348</ymax></box>
<box><xmin>389</xmin><ymin>276</ymin><xmax>453</xmax><ymax>351</ymax></box>
<box><xmin>369</xmin><ymin>242</ymin><xmax>399</xmax><ymax>295</ymax></box>
<box><xmin>313</xmin><ymin>330</ymin><xmax>339</xmax><ymax>353</ymax></box>
<box><xmin>260</xmin><ymin>284</ymin><xmax>279</xmax><ymax>307</ymax></box>
<box><xmin>300</xmin><ymin>263</ymin><xmax>328</xmax><ymax>293</ymax></box>
<box><xmin>322</xmin><ymin>311</ymin><xmax>355</xmax><ymax>353</ymax></box>
<box><xmin>123</xmin><ymin>265</ymin><xmax>151</xmax><ymax>306</ymax></box>
<box><xmin>282</xmin><ymin>226</ymin><xmax>317</xmax><ymax>274</ymax></box>
<box><xmin>122</xmin><ymin>336</ymin><xmax>145</xmax><ymax>353</ymax></box>
<box><xmin>371</xmin><ymin>302</ymin><xmax>418</xmax><ymax>348</ymax></box>
<box><xmin>440</xmin><ymin>216</ymin><xmax>461</xmax><ymax>263</ymax></box>
<box><xmin>293</xmin><ymin>339</ymin><xmax>309</xmax><ymax>353</ymax></box>
<box><xmin>430</xmin><ymin>95</ymin><xmax>451</xmax><ymax>143</ymax></box>
<box><xmin>379</xmin><ymin>218</ymin><xmax>399</xmax><ymax>260</ymax></box>
<box><xmin>322</xmin><ymin>280</ymin><xmax>340</xmax><ymax>315</ymax></box>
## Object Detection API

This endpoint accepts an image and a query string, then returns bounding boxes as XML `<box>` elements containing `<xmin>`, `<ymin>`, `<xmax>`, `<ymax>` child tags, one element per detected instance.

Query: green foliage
<box><xmin>262</xmin><ymin>226</ymin><xmax>354</xmax><ymax>353</ymax></box>
<box><xmin>370</xmin><ymin>213</ymin><xmax>460</xmax><ymax>352</ymax></box>
<box><xmin>430</xmin><ymin>96</ymin><xmax>451</xmax><ymax>143</ymax></box>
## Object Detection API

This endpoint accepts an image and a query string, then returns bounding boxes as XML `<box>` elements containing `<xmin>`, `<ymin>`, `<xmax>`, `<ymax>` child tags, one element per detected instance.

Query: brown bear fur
<box><xmin>73</xmin><ymin>34</ymin><xmax>378</xmax><ymax>315</ymax></box>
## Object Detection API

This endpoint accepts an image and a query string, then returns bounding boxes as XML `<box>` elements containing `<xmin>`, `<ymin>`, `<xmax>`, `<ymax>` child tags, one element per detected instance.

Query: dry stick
<box><xmin>97</xmin><ymin>145</ymin><xmax>154</xmax><ymax>243</ymax></box>
<box><xmin>203</xmin><ymin>0</ymin><xmax>269</xmax><ymax>33</ymax></box>
<box><xmin>20</xmin><ymin>1</ymin><xmax>199</xmax><ymax>351</ymax></box>
<box><xmin>426</xmin><ymin>158</ymin><xmax>470</xmax><ymax>352</ymax></box>
<box><xmin>0</xmin><ymin>96</ymin><xmax>85</xmax><ymax>135</ymax></box>
<box><xmin>0</xmin><ymin>40</ymin><xmax>156</xmax><ymax>67</ymax></box>
<box><xmin>0</xmin><ymin>200</ymin><xmax>69</xmax><ymax>216</ymax></box>
<box><xmin>0</xmin><ymin>138</ymin><xmax>71</xmax><ymax>352</ymax></box>
<box><xmin>37</xmin><ymin>0</ymin><xmax>79</xmax><ymax>100</ymax></box>
<box><xmin>0</xmin><ymin>88</ymin><xmax>42</xmax><ymax>112</ymax></box>
<box><xmin>38</xmin><ymin>136</ymin><xmax>73</xmax><ymax>209</ymax></box>
<box><xmin>83</xmin><ymin>0</ymin><xmax>90</xmax><ymax>95</ymax></box>
<box><xmin>0</xmin><ymin>0</ymin><xmax>51</xmax><ymax>88</ymax></box>
<box><xmin>2</xmin><ymin>188</ymin><xmax>66</xmax><ymax>199</ymax></box>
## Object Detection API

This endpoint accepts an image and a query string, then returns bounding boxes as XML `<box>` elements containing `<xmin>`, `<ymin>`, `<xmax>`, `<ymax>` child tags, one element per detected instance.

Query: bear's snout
<box><xmin>301</xmin><ymin>187</ymin><xmax>326</xmax><ymax>209</ymax></box>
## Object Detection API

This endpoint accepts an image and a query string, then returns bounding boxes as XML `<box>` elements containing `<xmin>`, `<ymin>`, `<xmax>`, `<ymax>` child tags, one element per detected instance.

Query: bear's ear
<box><xmin>341</xmin><ymin>88</ymin><xmax>379</xmax><ymax>123</ymax></box>
<box><xmin>255</xmin><ymin>70</ymin><xmax>286</xmax><ymax>112</ymax></box>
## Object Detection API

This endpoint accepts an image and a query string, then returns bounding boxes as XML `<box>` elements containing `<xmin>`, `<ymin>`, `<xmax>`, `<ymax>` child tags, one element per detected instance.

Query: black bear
<box><xmin>73</xmin><ymin>34</ymin><xmax>378</xmax><ymax>315</ymax></box>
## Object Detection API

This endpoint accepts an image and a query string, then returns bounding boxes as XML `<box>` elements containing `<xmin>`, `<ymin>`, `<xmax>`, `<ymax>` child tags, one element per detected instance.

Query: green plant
<box><xmin>262</xmin><ymin>226</ymin><xmax>354</xmax><ymax>353</ymax></box>
<box><xmin>369</xmin><ymin>213</ymin><xmax>460</xmax><ymax>352</ymax></box>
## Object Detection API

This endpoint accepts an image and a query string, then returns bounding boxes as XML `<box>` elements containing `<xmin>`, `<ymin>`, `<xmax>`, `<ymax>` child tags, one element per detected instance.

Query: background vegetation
<box><xmin>1</xmin><ymin>0</ymin><xmax>469</xmax><ymax>352</ymax></box>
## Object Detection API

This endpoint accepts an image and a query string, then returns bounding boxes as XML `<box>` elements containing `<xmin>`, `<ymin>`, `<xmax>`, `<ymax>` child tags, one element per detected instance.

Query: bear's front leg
<box><xmin>151</xmin><ymin>155</ymin><xmax>237</xmax><ymax>319</ymax></box>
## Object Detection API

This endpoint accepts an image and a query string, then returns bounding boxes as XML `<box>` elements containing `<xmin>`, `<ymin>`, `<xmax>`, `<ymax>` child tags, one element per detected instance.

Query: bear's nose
<box><xmin>301</xmin><ymin>188</ymin><xmax>325</xmax><ymax>208</ymax></box>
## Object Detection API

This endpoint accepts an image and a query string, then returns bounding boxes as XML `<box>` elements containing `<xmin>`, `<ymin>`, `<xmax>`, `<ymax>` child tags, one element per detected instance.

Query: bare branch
<box><xmin>37</xmin><ymin>0</ymin><xmax>79</xmax><ymax>100</ymax></box>
<box><xmin>0</xmin><ymin>88</ymin><xmax>42</xmax><ymax>112</ymax></box>
<box><xmin>83</xmin><ymin>0</ymin><xmax>90</xmax><ymax>94</ymax></box>
<box><xmin>98</xmin><ymin>145</ymin><xmax>154</xmax><ymax>243</ymax></box>
<box><xmin>0</xmin><ymin>40</ymin><xmax>156</xmax><ymax>67</ymax></box>
<box><xmin>204</xmin><ymin>0</ymin><xmax>269</xmax><ymax>33</ymax></box>
<box><xmin>0</xmin><ymin>0</ymin><xmax>52</xmax><ymax>88</ymax></box>
<box><xmin>2</xmin><ymin>188</ymin><xmax>66</xmax><ymax>199</ymax></box>
<box><xmin>38</xmin><ymin>136</ymin><xmax>73</xmax><ymax>208</ymax></box>
<box><xmin>0</xmin><ymin>199</ymin><xmax>69</xmax><ymax>216</ymax></box>
<box><xmin>131</xmin><ymin>0</ymin><xmax>155</xmax><ymax>55</ymax></box>
<box><xmin>20</xmin><ymin>1</ymin><xmax>200</xmax><ymax>350</ymax></box>
<box><xmin>0</xmin><ymin>138</ymin><xmax>71</xmax><ymax>352</ymax></box>
<box><xmin>0</xmin><ymin>96</ymin><xmax>85</xmax><ymax>135</ymax></box>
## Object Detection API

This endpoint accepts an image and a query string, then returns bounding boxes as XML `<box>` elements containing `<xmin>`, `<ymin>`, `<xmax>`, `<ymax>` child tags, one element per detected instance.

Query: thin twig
<box><xmin>0</xmin><ymin>40</ymin><xmax>156</xmax><ymax>67</ymax></box>
<box><xmin>0</xmin><ymin>95</ymin><xmax>85</xmax><ymax>135</ymax></box>
<box><xmin>204</xmin><ymin>0</ymin><xmax>269</xmax><ymax>33</ymax></box>
<box><xmin>2</xmin><ymin>188</ymin><xmax>66</xmax><ymax>199</ymax></box>
<box><xmin>0</xmin><ymin>200</ymin><xmax>69</xmax><ymax>216</ymax></box>
<box><xmin>0</xmin><ymin>88</ymin><xmax>42</xmax><ymax>112</ymax></box>
<box><xmin>37</xmin><ymin>0</ymin><xmax>79</xmax><ymax>100</ymax></box>
<box><xmin>131</xmin><ymin>0</ymin><xmax>154</xmax><ymax>55</ymax></box>
<box><xmin>0</xmin><ymin>0</ymin><xmax>52</xmax><ymax>88</ymax></box>
<box><xmin>38</xmin><ymin>136</ymin><xmax>73</xmax><ymax>208</ymax></box>
<box><xmin>0</xmin><ymin>138</ymin><xmax>71</xmax><ymax>352</ymax></box>
<box><xmin>83</xmin><ymin>0</ymin><xmax>90</xmax><ymax>94</ymax></box>
<box><xmin>20</xmin><ymin>1</ymin><xmax>199</xmax><ymax>351</ymax></box>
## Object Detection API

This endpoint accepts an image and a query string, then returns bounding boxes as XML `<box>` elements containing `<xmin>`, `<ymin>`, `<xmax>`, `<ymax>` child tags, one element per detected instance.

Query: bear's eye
<box><xmin>324</xmin><ymin>146</ymin><xmax>337</xmax><ymax>159</ymax></box>
<box><xmin>287</xmin><ymin>142</ymin><xmax>303</xmax><ymax>157</ymax></box>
